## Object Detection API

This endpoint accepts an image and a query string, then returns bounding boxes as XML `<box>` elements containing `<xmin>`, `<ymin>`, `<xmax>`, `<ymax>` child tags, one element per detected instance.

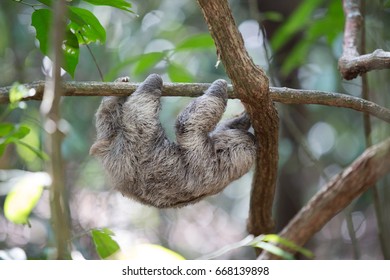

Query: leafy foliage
<box><xmin>167</xmin><ymin>63</ymin><xmax>194</xmax><ymax>83</ymax></box>
<box><xmin>250</xmin><ymin>234</ymin><xmax>314</xmax><ymax>259</ymax></box>
<box><xmin>30</xmin><ymin>0</ymin><xmax>133</xmax><ymax>77</ymax></box>
<box><xmin>271</xmin><ymin>0</ymin><xmax>344</xmax><ymax>74</ymax></box>
<box><xmin>83</xmin><ymin>0</ymin><xmax>134</xmax><ymax>13</ymax></box>
<box><xmin>0</xmin><ymin>124</ymin><xmax>30</xmax><ymax>156</ymax></box>
<box><xmin>91</xmin><ymin>228</ymin><xmax>120</xmax><ymax>259</ymax></box>
<box><xmin>175</xmin><ymin>33</ymin><xmax>215</xmax><ymax>51</ymax></box>
<box><xmin>105</xmin><ymin>33</ymin><xmax>215</xmax><ymax>82</ymax></box>
<box><xmin>4</xmin><ymin>172</ymin><xmax>50</xmax><ymax>225</ymax></box>
<box><xmin>0</xmin><ymin>83</ymin><xmax>46</xmax><ymax>160</ymax></box>
<box><xmin>90</xmin><ymin>228</ymin><xmax>185</xmax><ymax>260</ymax></box>
<box><xmin>68</xmin><ymin>7</ymin><xmax>106</xmax><ymax>44</ymax></box>
<box><xmin>132</xmin><ymin>52</ymin><xmax>166</xmax><ymax>76</ymax></box>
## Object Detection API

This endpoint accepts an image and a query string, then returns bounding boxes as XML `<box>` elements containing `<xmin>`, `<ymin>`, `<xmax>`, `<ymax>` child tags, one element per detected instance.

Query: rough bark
<box><xmin>2</xmin><ymin>82</ymin><xmax>390</xmax><ymax>123</ymax></box>
<box><xmin>197</xmin><ymin>0</ymin><xmax>279</xmax><ymax>235</ymax></box>
<box><xmin>338</xmin><ymin>0</ymin><xmax>390</xmax><ymax>79</ymax></box>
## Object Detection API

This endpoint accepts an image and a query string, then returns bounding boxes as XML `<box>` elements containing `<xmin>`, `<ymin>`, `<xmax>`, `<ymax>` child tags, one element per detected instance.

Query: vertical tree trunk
<box><xmin>40</xmin><ymin>0</ymin><xmax>71</xmax><ymax>259</ymax></box>
<box><xmin>197</xmin><ymin>0</ymin><xmax>279</xmax><ymax>236</ymax></box>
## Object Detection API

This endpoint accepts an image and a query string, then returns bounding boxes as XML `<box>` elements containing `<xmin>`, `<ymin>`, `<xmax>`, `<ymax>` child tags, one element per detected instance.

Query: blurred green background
<box><xmin>0</xmin><ymin>0</ymin><xmax>390</xmax><ymax>260</ymax></box>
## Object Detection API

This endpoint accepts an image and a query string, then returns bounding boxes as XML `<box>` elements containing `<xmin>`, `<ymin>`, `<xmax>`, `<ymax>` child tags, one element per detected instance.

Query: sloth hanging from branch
<box><xmin>90</xmin><ymin>74</ymin><xmax>256</xmax><ymax>208</ymax></box>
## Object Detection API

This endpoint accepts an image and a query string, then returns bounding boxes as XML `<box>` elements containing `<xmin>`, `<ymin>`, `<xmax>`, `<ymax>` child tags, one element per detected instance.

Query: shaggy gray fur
<box><xmin>90</xmin><ymin>74</ymin><xmax>256</xmax><ymax>208</ymax></box>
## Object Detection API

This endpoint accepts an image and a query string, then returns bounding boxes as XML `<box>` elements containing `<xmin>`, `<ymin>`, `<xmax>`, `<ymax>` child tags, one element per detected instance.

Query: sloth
<box><xmin>90</xmin><ymin>74</ymin><xmax>256</xmax><ymax>208</ymax></box>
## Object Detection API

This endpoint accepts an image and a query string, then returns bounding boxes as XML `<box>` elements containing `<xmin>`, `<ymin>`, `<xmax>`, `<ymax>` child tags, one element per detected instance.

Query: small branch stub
<box><xmin>339</xmin><ymin>0</ymin><xmax>390</xmax><ymax>79</ymax></box>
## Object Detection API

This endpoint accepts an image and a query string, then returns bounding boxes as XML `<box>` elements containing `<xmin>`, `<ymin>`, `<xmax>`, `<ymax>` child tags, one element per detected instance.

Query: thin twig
<box><xmin>345</xmin><ymin>205</ymin><xmax>360</xmax><ymax>259</ymax></box>
<box><xmin>82</xmin><ymin>36</ymin><xmax>104</xmax><ymax>82</ymax></box>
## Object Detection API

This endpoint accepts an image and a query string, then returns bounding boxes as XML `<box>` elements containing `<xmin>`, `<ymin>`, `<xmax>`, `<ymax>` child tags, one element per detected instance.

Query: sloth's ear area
<box><xmin>133</xmin><ymin>74</ymin><xmax>163</xmax><ymax>96</ymax></box>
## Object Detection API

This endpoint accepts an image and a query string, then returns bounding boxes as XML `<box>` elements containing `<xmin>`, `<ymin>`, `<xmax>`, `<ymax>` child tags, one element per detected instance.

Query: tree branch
<box><xmin>1</xmin><ymin>81</ymin><xmax>390</xmax><ymax>123</ymax></box>
<box><xmin>338</xmin><ymin>0</ymin><xmax>390</xmax><ymax>80</ymax></box>
<box><xmin>199</xmin><ymin>0</ymin><xmax>278</xmax><ymax>237</ymax></box>
<box><xmin>259</xmin><ymin>137</ymin><xmax>390</xmax><ymax>259</ymax></box>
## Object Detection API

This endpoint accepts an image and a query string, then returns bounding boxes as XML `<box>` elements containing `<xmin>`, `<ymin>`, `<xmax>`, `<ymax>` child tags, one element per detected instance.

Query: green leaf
<box><xmin>0</xmin><ymin>124</ymin><xmax>40</xmax><ymax>159</ymax></box>
<box><xmin>132</xmin><ymin>52</ymin><xmax>165</xmax><ymax>75</ymax></box>
<box><xmin>31</xmin><ymin>9</ymin><xmax>51</xmax><ymax>54</ymax></box>
<box><xmin>4</xmin><ymin>172</ymin><xmax>50</xmax><ymax>224</ymax></box>
<box><xmin>271</xmin><ymin>0</ymin><xmax>343</xmax><ymax>75</ymax></box>
<box><xmin>9</xmin><ymin>83</ymin><xmax>30</xmax><ymax>104</ymax></box>
<box><xmin>12</xmin><ymin>125</ymin><xmax>30</xmax><ymax>140</ymax></box>
<box><xmin>0</xmin><ymin>123</ymin><xmax>14</xmax><ymax>137</ymax></box>
<box><xmin>91</xmin><ymin>228</ymin><xmax>120</xmax><ymax>259</ymax></box>
<box><xmin>0</xmin><ymin>123</ymin><xmax>15</xmax><ymax>157</ymax></box>
<box><xmin>31</xmin><ymin>9</ymin><xmax>80</xmax><ymax>77</ymax></box>
<box><xmin>281</xmin><ymin>40</ymin><xmax>311</xmax><ymax>75</ymax></box>
<box><xmin>15</xmin><ymin>140</ymin><xmax>48</xmax><ymax>161</ymax></box>
<box><xmin>0</xmin><ymin>143</ymin><xmax>6</xmax><ymax>157</ymax></box>
<box><xmin>36</xmin><ymin>0</ymin><xmax>52</xmax><ymax>7</ymax></box>
<box><xmin>68</xmin><ymin>7</ymin><xmax>106</xmax><ymax>44</ymax></box>
<box><xmin>175</xmin><ymin>34</ymin><xmax>215</xmax><ymax>51</ymax></box>
<box><xmin>83</xmin><ymin>0</ymin><xmax>134</xmax><ymax>13</ymax></box>
<box><xmin>0</xmin><ymin>123</ymin><xmax>48</xmax><ymax>160</ymax></box>
<box><xmin>261</xmin><ymin>234</ymin><xmax>314</xmax><ymax>259</ymax></box>
<box><xmin>304</xmin><ymin>1</ymin><xmax>343</xmax><ymax>44</ymax></box>
<box><xmin>271</xmin><ymin>0</ymin><xmax>324</xmax><ymax>52</ymax></box>
<box><xmin>104</xmin><ymin>56</ymin><xmax>139</xmax><ymax>81</ymax></box>
<box><xmin>0</xmin><ymin>124</ymin><xmax>30</xmax><ymax>143</ymax></box>
<box><xmin>63</xmin><ymin>29</ymin><xmax>80</xmax><ymax>77</ymax></box>
<box><xmin>253</xmin><ymin>241</ymin><xmax>294</xmax><ymax>260</ymax></box>
<box><xmin>36</xmin><ymin>2</ymin><xmax>108</xmax><ymax>43</ymax></box>
<box><xmin>261</xmin><ymin>11</ymin><xmax>284</xmax><ymax>22</ymax></box>
<box><xmin>167</xmin><ymin>63</ymin><xmax>193</xmax><ymax>82</ymax></box>
<box><xmin>14</xmin><ymin>122</ymin><xmax>47</xmax><ymax>162</ymax></box>
<box><xmin>37</xmin><ymin>0</ymin><xmax>134</xmax><ymax>13</ymax></box>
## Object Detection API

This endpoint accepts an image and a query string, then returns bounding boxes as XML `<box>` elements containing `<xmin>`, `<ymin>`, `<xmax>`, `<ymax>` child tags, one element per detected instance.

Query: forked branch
<box><xmin>338</xmin><ymin>0</ymin><xmax>390</xmax><ymax>79</ymax></box>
